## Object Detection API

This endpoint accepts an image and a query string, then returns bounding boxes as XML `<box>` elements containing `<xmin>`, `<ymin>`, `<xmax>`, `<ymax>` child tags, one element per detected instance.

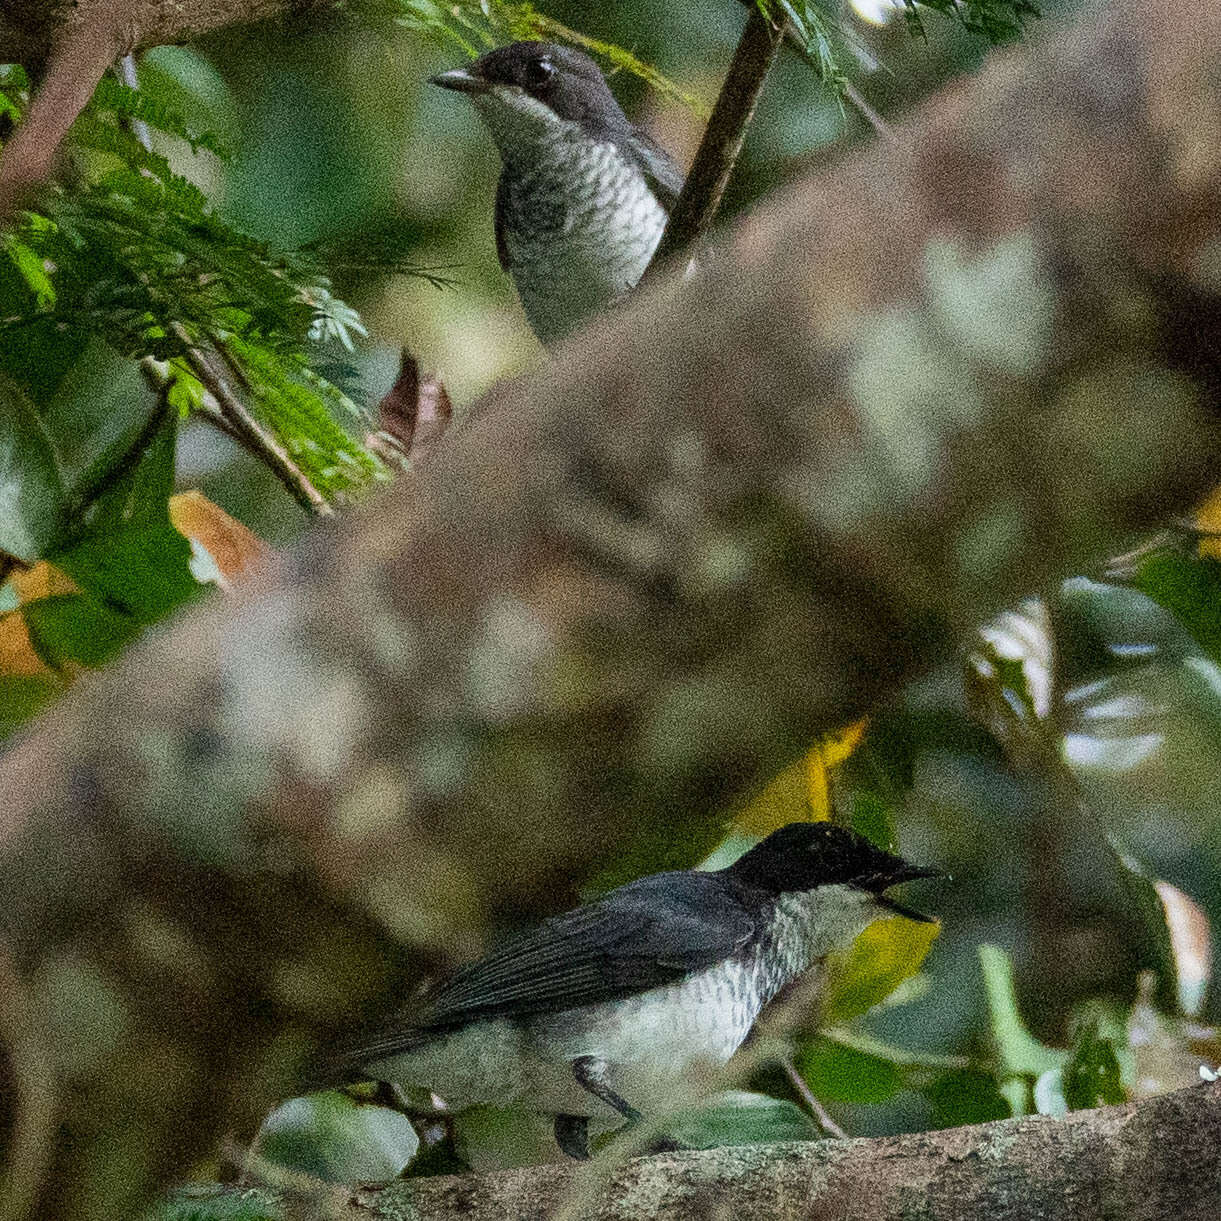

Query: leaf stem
<box><xmin>779</xmin><ymin>1052</ymin><xmax>848</xmax><ymax>1138</ymax></box>
<box><xmin>648</xmin><ymin>4</ymin><xmax>784</xmax><ymax>269</ymax></box>
<box><xmin>169</xmin><ymin>323</ymin><xmax>334</xmax><ymax>518</ymax></box>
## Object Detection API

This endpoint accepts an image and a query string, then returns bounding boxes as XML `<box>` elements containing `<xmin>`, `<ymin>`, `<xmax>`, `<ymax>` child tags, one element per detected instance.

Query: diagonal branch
<box><xmin>649</xmin><ymin>5</ymin><xmax>785</xmax><ymax>267</ymax></box>
<box><xmin>0</xmin><ymin>1</ymin><xmax>135</xmax><ymax>222</ymax></box>
<box><xmin>170</xmin><ymin>323</ymin><xmax>335</xmax><ymax>517</ymax></box>
<box><xmin>172</xmin><ymin>1080</ymin><xmax>1221</xmax><ymax>1221</ymax></box>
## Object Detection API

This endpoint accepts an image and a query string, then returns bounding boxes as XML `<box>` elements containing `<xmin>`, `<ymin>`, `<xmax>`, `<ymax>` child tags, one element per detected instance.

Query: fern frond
<box><xmin>90</xmin><ymin>75</ymin><xmax>232</xmax><ymax>158</ymax></box>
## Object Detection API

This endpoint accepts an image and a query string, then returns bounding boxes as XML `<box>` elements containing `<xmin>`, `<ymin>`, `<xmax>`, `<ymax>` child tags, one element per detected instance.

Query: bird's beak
<box><xmin>872</xmin><ymin>864</ymin><xmax>945</xmax><ymax>925</ymax></box>
<box><xmin>429</xmin><ymin>66</ymin><xmax>489</xmax><ymax>94</ymax></box>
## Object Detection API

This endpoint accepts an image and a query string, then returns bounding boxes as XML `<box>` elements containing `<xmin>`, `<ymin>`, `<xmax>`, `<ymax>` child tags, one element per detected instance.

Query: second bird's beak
<box><xmin>429</xmin><ymin>66</ymin><xmax>489</xmax><ymax>94</ymax></box>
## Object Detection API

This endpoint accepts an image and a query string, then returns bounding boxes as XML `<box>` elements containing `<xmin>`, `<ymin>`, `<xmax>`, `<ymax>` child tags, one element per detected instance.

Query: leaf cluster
<box><xmin>0</xmin><ymin>62</ymin><xmax>386</xmax><ymax>508</ymax></box>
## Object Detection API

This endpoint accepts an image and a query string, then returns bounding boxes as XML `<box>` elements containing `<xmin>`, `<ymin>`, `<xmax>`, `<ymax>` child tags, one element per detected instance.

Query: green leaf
<box><xmin>902</xmin><ymin>0</ymin><xmax>1039</xmax><ymax>45</ymax></box>
<box><xmin>145</xmin><ymin>1188</ymin><xmax>281</xmax><ymax>1221</ymax></box>
<box><xmin>797</xmin><ymin>1037</ymin><xmax>904</xmax><ymax>1104</ymax></box>
<box><xmin>23</xmin><ymin>593</ymin><xmax>140</xmax><ymax>667</ymax></box>
<box><xmin>924</xmin><ymin>1069</ymin><xmax>1010</xmax><ymax>1128</ymax></box>
<box><xmin>258</xmin><ymin>1092</ymin><xmax>419</xmax><ymax>1183</ymax></box>
<box><xmin>0</xmin><ymin>375</ymin><xmax>68</xmax><ymax>562</ymax></box>
<box><xmin>1061</xmin><ymin>1022</ymin><xmax>1125</xmax><ymax>1111</ymax></box>
<box><xmin>821</xmin><ymin>915</ymin><xmax>940</xmax><ymax>1026</ymax></box>
<box><xmin>1107</xmin><ymin>840</ymin><xmax>1182</xmax><ymax>1016</ymax></box>
<box><xmin>4</xmin><ymin>235</ymin><xmax>56</xmax><ymax>308</ymax></box>
<box><xmin>978</xmin><ymin>944</ymin><xmax>1064</xmax><ymax>1084</ymax></box>
<box><xmin>140</xmin><ymin>46</ymin><xmax>239</xmax><ymax>151</ymax></box>
<box><xmin>52</xmin><ymin>410</ymin><xmax>200</xmax><ymax>624</ymax></box>
<box><xmin>1132</xmin><ymin>549</ymin><xmax>1221</xmax><ymax>667</ymax></box>
<box><xmin>0</xmin><ymin>673</ymin><xmax>65</xmax><ymax>735</ymax></box>
<box><xmin>90</xmin><ymin>74</ymin><xmax>232</xmax><ymax>158</ymax></box>
<box><xmin>40</xmin><ymin>339</ymin><xmax>160</xmax><ymax>499</ymax></box>
<box><xmin>664</xmin><ymin>1090</ymin><xmax>817</xmax><ymax>1149</ymax></box>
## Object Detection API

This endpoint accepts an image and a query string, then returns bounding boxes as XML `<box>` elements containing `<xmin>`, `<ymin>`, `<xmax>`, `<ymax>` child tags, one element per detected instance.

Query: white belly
<box><xmin>367</xmin><ymin>961</ymin><xmax>762</xmax><ymax>1122</ymax></box>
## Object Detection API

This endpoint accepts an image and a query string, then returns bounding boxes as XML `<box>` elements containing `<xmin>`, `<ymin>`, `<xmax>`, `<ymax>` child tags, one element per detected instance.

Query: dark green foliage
<box><xmin>0</xmin><ymin>376</ymin><xmax>68</xmax><ymax>562</ymax></box>
<box><xmin>147</xmin><ymin>1190</ymin><xmax>281</xmax><ymax>1221</ymax></box>
<box><xmin>1133</xmin><ymin>548</ymin><xmax>1221</xmax><ymax>668</ymax></box>
<box><xmin>1062</xmin><ymin>1023</ymin><xmax>1125</xmax><ymax>1110</ymax></box>
<box><xmin>0</xmin><ymin>56</ymin><xmax>390</xmax><ymax>510</ymax></box>
<box><xmin>666</xmin><ymin>1092</ymin><xmax>818</xmax><ymax>1147</ymax></box>
<box><xmin>902</xmin><ymin>0</ymin><xmax>1040</xmax><ymax>43</ymax></box>
<box><xmin>924</xmin><ymin>1070</ymin><xmax>1010</xmax><ymax>1127</ymax></box>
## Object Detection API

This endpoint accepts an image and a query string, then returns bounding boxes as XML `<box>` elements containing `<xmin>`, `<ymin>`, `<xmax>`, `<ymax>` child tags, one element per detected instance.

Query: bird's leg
<box><xmin>571</xmin><ymin>1055</ymin><xmax>642</xmax><ymax>1123</ymax></box>
<box><xmin>554</xmin><ymin>1113</ymin><xmax>591</xmax><ymax>1160</ymax></box>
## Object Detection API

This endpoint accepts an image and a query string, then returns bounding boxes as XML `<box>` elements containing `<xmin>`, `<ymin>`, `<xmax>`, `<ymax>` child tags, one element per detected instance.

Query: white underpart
<box><xmin>366</xmin><ymin>885</ymin><xmax>881</xmax><ymax>1125</ymax></box>
<box><xmin>471</xmin><ymin>86</ymin><xmax>667</xmax><ymax>344</ymax></box>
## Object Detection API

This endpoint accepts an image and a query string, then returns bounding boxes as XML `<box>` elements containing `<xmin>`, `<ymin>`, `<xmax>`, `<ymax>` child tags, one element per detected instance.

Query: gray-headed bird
<box><xmin>430</xmin><ymin>41</ymin><xmax>683</xmax><ymax>345</ymax></box>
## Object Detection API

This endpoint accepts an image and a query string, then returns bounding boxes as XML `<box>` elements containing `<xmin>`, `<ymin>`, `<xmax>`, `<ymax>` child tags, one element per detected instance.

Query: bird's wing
<box><xmin>343</xmin><ymin>871</ymin><xmax>757</xmax><ymax>1065</ymax></box>
<box><xmin>624</xmin><ymin>129</ymin><xmax>685</xmax><ymax>213</ymax></box>
<box><xmin>494</xmin><ymin>173</ymin><xmax>512</xmax><ymax>271</ymax></box>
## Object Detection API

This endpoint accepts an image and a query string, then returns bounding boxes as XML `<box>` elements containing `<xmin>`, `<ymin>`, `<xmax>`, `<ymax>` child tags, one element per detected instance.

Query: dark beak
<box><xmin>869</xmin><ymin>864</ymin><xmax>945</xmax><ymax>925</ymax></box>
<box><xmin>429</xmin><ymin>66</ymin><xmax>489</xmax><ymax>94</ymax></box>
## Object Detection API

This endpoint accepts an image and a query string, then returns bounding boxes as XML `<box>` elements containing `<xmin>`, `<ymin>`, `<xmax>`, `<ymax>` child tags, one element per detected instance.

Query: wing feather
<box><xmin>338</xmin><ymin>871</ymin><xmax>757</xmax><ymax>1066</ymax></box>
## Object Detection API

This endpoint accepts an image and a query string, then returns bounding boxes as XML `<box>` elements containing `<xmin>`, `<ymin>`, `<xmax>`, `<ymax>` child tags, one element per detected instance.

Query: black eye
<box><xmin>523</xmin><ymin>57</ymin><xmax>556</xmax><ymax>89</ymax></box>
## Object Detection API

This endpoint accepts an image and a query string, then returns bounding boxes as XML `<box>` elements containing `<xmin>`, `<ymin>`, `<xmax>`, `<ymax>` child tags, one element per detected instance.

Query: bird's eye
<box><xmin>524</xmin><ymin>57</ymin><xmax>556</xmax><ymax>89</ymax></box>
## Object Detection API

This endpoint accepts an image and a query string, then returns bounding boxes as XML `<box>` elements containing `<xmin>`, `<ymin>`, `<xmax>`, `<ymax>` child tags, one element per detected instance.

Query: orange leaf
<box><xmin>168</xmin><ymin>490</ymin><xmax>272</xmax><ymax>590</ymax></box>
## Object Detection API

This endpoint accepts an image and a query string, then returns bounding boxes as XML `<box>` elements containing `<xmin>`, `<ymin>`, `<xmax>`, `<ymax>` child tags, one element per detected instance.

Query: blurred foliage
<box><xmin>4</xmin><ymin>0</ymin><xmax>1221</xmax><ymax>1201</ymax></box>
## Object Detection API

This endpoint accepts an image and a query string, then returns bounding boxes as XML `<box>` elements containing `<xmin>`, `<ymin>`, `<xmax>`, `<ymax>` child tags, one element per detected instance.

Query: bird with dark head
<box><xmin>430</xmin><ymin>41</ymin><xmax>683</xmax><ymax>345</ymax></box>
<box><xmin>326</xmin><ymin>822</ymin><xmax>940</xmax><ymax>1160</ymax></box>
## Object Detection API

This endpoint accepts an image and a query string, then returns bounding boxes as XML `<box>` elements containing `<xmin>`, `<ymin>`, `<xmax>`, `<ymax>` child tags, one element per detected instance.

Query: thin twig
<box><xmin>63</xmin><ymin>381</ymin><xmax>173</xmax><ymax>523</ymax></box>
<box><xmin>138</xmin><ymin>356</ymin><xmax>246</xmax><ymax>449</ymax></box>
<box><xmin>116</xmin><ymin>52</ymin><xmax>152</xmax><ymax>152</ymax></box>
<box><xmin>779</xmin><ymin>1052</ymin><xmax>847</xmax><ymax>1140</ymax></box>
<box><xmin>648</xmin><ymin>5</ymin><xmax>785</xmax><ymax>269</ymax></box>
<box><xmin>844</xmin><ymin>81</ymin><xmax>900</xmax><ymax>146</ymax></box>
<box><xmin>168</xmin><ymin>323</ymin><xmax>334</xmax><ymax>518</ymax></box>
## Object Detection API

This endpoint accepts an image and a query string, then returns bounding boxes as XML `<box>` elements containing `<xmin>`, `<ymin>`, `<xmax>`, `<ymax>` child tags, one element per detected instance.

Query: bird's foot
<box><xmin>555</xmin><ymin>1113</ymin><xmax>591</xmax><ymax>1160</ymax></box>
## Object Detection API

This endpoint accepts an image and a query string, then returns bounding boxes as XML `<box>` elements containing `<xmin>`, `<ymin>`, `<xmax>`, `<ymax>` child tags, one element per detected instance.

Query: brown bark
<box><xmin>187</xmin><ymin>1081</ymin><xmax>1221</xmax><ymax>1220</ymax></box>
<box><xmin>1</xmin><ymin>0</ymin><xmax>1220</xmax><ymax>1219</ymax></box>
<box><xmin>0</xmin><ymin>0</ymin><xmax>335</xmax><ymax>66</ymax></box>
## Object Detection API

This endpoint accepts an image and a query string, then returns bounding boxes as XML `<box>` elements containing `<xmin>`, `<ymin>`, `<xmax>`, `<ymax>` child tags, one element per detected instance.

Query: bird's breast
<box><xmin>499</xmin><ymin>136</ymin><xmax>667</xmax><ymax>343</ymax></box>
<box><xmin>524</xmin><ymin>960</ymin><xmax>764</xmax><ymax>1117</ymax></box>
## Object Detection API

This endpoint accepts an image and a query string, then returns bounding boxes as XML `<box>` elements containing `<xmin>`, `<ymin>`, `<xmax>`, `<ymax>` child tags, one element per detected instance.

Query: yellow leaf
<box><xmin>820</xmin><ymin>915</ymin><xmax>940</xmax><ymax>1027</ymax></box>
<box><xmin>0</xmin><ymin>562</ymin><xmax>78</xmax><ymax>678</ymax></box>
<box><xmin>1194</xmin><ymin>485</ymin><xmax>1221</xmax><ymax>560</ymax></box>
<box><xmin>734</xmin><ymin>720</ymin><xmax>868</xmax><ymax>837</ymax></box>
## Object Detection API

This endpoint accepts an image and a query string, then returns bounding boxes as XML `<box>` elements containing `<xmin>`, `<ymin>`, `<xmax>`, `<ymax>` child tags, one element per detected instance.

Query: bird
<box><xmin>429</xmin><ymin>40</ymin><xmax>684</xmax><ymax>345</ymax></box>
<box><xmin>327</xmin><ymin>822</ymin><xmax>939</xmax><ymax>1160</ymax></box>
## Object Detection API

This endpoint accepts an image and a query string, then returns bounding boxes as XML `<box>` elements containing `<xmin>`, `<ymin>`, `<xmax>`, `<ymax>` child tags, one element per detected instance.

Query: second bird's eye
<box><xmin>524</xmin><ymin>57</ymin><xmax>556</xmax><ymax>88</ymax></box>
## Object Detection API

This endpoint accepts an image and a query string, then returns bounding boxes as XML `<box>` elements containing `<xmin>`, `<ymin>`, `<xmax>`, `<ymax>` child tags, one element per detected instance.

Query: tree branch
<box><xmin>0</xmin><ymin>0</ymin><xmax>336</xmax><ymax>69</ymax></box>
<box><xmin>650</xmin><ymin>4</ymin><xmax>784</xmax><ymax>267</ymax></box>
<box><xmin>178</xmin><ymin>1081</ymin><xmax>1221</xmax><ymax>1220</ymax></box>
<box><xmin>171</xmin><ymin>324</ymin><xmax>335</xmax><ymax>517</ymax></box>
<box><xmin>1</xmin><ymin>1</ymin><xmax>1220</xmax><ymax>1218</ymax></box>
<box><xmin>0</xmin><ymin>1</ymin><xmax>132</xmax><ymax>222</ymax></box>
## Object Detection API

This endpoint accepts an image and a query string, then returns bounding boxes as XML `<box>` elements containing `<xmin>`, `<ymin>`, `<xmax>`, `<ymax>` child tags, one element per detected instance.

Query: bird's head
<box><xmin>430</xmin><ymin>41</ymin><xmax>632</xmax><ymax>163</ymax></box>
<box><xmin>725</xmin><ymin>822</ymin><xmax>941</xmax><ymax>923</ymax></box>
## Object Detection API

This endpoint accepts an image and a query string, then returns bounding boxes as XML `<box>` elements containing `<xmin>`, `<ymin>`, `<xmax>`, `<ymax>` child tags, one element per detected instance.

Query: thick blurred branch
<box><xmin>184</xmin><ymin>1080</ymin><xmax>1221</xmax><ymax>1220</ymax></box>
<box><xmin>1</xmin><ymin>0</ymin><xmax>1221</xmax><ymax>1218</ymax></box>
<box><xmin>0</xmin><ymin>0</ymin><xmax>336</xmax><ymax>68</ymax></box>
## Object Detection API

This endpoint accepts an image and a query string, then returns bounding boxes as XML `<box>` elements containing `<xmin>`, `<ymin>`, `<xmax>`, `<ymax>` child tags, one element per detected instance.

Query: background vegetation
<box><xmin>1</xmin><ymin>0</ymin><xmax>1218</xmax><ymax>1206</ymax></box>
